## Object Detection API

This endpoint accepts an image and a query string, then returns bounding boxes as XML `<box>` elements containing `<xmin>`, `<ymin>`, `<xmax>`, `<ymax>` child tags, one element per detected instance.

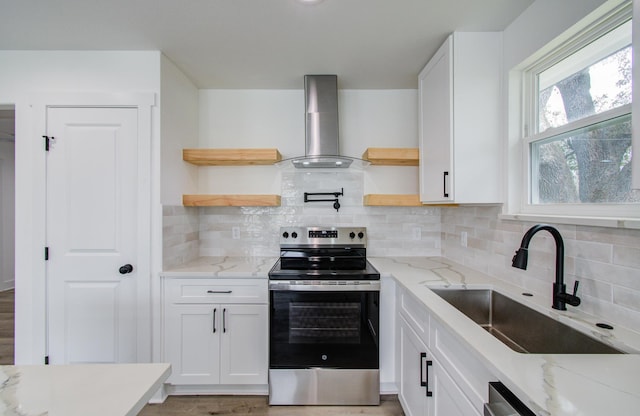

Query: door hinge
<box><xmin>43</xmin><ymin>135</ymin><xmax>55</xmax><ymax>151</ymax></box>
<box><xmin>44</xmin><ymin>356</ymin><xmax>49</xmax><ymax>365</ymax></box>
<box><xmin>44</xmin><ymin>247</ymin><xmax>49</xmax><ymax>261</ymax></box>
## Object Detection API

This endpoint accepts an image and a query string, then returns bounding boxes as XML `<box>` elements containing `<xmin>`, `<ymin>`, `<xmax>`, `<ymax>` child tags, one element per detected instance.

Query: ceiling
<box><xmin>0</xmin><ymin>0</ymin><xmax>533</xmax><ymax>89</ymax></box>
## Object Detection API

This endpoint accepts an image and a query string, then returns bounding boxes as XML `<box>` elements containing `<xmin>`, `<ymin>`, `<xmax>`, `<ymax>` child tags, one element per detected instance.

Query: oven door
<box><xmin>269</xmin><ymin>283</ymin><xmax>379</xmax><ymax>370</ymax></box>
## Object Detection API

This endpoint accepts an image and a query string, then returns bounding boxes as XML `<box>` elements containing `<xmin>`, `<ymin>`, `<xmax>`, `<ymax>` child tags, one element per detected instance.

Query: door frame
<box><xmin>16</xmin><ymin>92</ymin><xmax>155</xmax><ymax>364</ymax></box>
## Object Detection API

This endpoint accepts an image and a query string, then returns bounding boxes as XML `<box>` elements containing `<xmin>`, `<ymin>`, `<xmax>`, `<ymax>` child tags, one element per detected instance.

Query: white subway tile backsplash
<box><xmin>613</xmin><ymin>246</ymin><xmax>640</xmax><ymax>268</ymax></box>
<box><xmin>162</xmin><ymin>206</ymin><xmax>199</xmax><ymax>269</ymax></box>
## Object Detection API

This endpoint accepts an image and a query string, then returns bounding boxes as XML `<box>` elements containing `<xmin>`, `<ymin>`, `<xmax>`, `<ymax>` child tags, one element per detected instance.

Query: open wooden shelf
<box><xmin>362</xmin><ymin>148</ymin><xmax>419</xmax><ymax>166</ymax></box>
<box><xmin>183</xmin><ymin>194</ymin><xmax>281</xmax><ymax>207</ymax></box>
<box><xmin>183</xmin><ymin>148</ymin><xmax>282</xmax><ymax>166</ymax></box>
<box><xmin>363</xmin><ymin>194</ymin><xmax>459</xmax><ymax>207</ymax></box>
<box><xmin>363</xmin><ymin>194</ymin><xmax>422</xmax><ymax>206</ymax></box>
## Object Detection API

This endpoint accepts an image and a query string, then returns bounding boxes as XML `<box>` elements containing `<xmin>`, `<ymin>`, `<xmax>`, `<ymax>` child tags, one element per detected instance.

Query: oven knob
<box><xmin>321</xmin><ymin>354</ymin><xmax>328</xmax><ymax>361</ymax></box>
<box><xmin>358</xmin><ymin>232</ymin><xmax>364</xmax><ymax>239</ymax></box>
<box><xmin>282</xmin><ymin>232</ymin><xmax>289</xmax><ymax>238</ymax></box>
<box><xmin>291</xmin><ymin>232</ymin><xmax>298</xmax><ymax>239</ymax></box>
<box><xmin>349</xmin><ymin>232</ymin><xmax>356</xmax><ymax>239</ymax></box>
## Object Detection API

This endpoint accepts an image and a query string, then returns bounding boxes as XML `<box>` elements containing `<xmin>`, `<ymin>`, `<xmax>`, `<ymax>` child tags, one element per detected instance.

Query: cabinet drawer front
<box><xmin>398</xmin><ymin>288</ymin><xmax>429</xmax><ymax>345</ymax></box>
<box><xmin>165</xmin><ymin>278</ymin><xmax>268</xmax><ymax>304</ymax></box>
<box><xmin>430</xmin><ymin>317</ymin><xmax>494</xmax><ymax>411</ymax></box>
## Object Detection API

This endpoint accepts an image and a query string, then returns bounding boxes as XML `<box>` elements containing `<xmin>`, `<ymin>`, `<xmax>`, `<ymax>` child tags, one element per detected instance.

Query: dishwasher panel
<box><xmin>484</xmin><ymin>382</ymin><xmax>536</xmax><ymax>416</ymax></box>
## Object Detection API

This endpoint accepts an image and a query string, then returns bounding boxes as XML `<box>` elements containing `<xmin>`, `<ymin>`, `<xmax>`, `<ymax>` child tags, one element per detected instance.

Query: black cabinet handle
<box><xmin>207</xmin><ymin>290</ymin><xmax>233</xmax><ymax>294</ymax></box>
<box><xmin>420</xmin><ymin>352</ymin><xmax>427</xmax><ymax>387</ymax></box>
<box><xmin>443</xmin><ymin>171</ymin><xmax>449</xmax><ymax>198</ymax></box>
<box><xmin>212</xmin><ymin>308</ymin><xmax>217</xmax><ymax>333</ymax></box>
<box><xmin>119</xmin><ymin>264</ymin><xmax>133</xmax><ymax>274</ymax></box>
<box><xmin>223</xmin><ymin>308</ymin><xmax>227</xmax><ymax>333</ymax></box>
<box><xmin>425</xmin><ymin>359</ymin><xmax>433</xmax><ymax>397</ymax></box>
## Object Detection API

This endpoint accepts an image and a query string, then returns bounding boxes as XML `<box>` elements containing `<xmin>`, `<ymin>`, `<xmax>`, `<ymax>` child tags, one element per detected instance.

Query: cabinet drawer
<box><xmin>165</xmin><ymin>278</ymin><xmax>268</xmax><ymax>304</ymax></box>
<box><xmin>398</xmin><ymin>287</ymin><xmax>429</xmax><ymax>345</ymax></box>
<box><xmin>429</xmin><ymin>316</ymin><xmax>494</xmax><ymax>411</ymax></box>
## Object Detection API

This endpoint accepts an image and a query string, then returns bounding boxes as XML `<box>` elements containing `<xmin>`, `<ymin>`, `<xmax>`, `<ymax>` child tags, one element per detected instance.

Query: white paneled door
<box><xmin>46</xmin><ymin>107</ymin><xmax>138</xmax><ymax>364</ymax></box>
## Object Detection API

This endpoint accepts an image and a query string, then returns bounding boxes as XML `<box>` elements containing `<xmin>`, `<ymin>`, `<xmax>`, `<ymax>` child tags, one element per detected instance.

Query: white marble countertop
<box><xmin>369</xmin><ymin>256</ymin><xmax>640</xmax><ymax>416</ymax></box>
<box><xmin>160</xmin><ymin>256</ymin><xmax>277</xmax><ymax>278</ymax></box>
<box><xmin>0</xmin><ymin>363</ymin><xmax>171</xmax><ymax>416</ymax></box>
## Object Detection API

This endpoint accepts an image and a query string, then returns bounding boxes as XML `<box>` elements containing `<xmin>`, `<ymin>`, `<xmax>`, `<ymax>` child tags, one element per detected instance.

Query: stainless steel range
<box><xmin>268</xmin><ymin>226</ymin><xmax>380</xmax><ymax>405</ymax></box>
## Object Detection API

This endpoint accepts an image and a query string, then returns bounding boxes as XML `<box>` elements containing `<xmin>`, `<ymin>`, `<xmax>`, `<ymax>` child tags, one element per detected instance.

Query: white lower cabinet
<box><xmin>163</xmin><ymin>278</ymin><xmax>268</xmax><ymax>386</ymax></box>
<box><xmin>399</xmin><ymin>317</ymin><xmax>429</xmax><ymax>416</ymax></box>
<box><xmin>399</xmin><ymin>316</ymin><xmax>478</xmax><ymax>416</ymax></box>
<box><xmin>397</xmin><ymin>288</ymin><xmax>486</xmax><ymax>416</ymax></box>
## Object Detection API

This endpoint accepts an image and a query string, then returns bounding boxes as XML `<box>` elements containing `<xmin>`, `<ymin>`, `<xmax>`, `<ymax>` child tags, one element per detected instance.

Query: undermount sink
<box><xmin>431</xmin><ymin>289</ymin><xmax>623</xmax><ymax>354</ymax></box>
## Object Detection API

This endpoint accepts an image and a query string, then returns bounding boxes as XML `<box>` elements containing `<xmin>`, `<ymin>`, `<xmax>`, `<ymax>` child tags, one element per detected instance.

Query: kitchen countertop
<box><xmin>369</xmin><ymin>256</ymin><xmax>640</xmax><ymax>416</ymax></box>
<box><xmin>0</xmin><ymin>363</ymin><xmax>171</xmax><ymax>416</ymax></box>
<box><xmin>160</xmin><ymin>256</ymin><xmax>277</xmax><ymax>278</ymax></box>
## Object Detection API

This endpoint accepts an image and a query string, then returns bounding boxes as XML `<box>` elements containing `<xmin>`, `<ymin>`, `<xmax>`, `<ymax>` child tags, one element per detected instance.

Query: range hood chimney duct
<box><xmin>289</xmin><ymin>75</ymin><xmax>365</xmax><ymax>169</ymax></box>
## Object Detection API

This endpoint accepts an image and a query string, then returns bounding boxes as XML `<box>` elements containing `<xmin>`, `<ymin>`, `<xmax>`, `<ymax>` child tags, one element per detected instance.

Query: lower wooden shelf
<box><xmin>363</xmin><ymin>194</ymin><xmax>422</xmax><ymax>206</ymax></box>
<box><xmin>183</xmin><ymin>194</ymin><xmax>281</xmax><ymax>207</ymax></box>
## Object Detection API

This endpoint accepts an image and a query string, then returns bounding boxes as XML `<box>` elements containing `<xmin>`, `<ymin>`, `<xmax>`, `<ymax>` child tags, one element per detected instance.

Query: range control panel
<box><xmin>279</xmin><ymin>226</ymin><xmax>367</xmax><ymax>246</ymax></box>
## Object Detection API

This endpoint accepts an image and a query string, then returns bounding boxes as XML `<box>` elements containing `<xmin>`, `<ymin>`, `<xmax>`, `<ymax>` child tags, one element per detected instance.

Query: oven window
<box><xmin>289</xmin><ymin>301</ymin><xmax>361</xmax><ymax>344</ymax></box>
<box><xmin>270</xmin><ymin>290</ymin><xmax>379</xmax><ymax>369</ymax></box>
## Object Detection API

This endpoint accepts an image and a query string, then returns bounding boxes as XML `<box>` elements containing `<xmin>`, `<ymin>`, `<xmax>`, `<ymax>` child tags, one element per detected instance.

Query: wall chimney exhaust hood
<box><xmin>283</xmin><ymin>75</ymin><xmax>369</xmax><ymax>169</ymax></box>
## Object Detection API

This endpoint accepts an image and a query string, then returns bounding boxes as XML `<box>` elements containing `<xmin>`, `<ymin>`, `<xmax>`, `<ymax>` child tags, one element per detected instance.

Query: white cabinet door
<box><xmin>219</xmin><ymin>304</ymin><xmax>268</xmax><ymax>385</ymax></box>
<box><xmin>419</xmin><ymin>32</ymin><xmax>502</xmax><ymax>204</ymax></box>
<box><xmin>430</xmin><ymin>357</ymin><xmax>481</xmax><ymax>416</ymax></box>
<box><xmin>399</xmin><ymin>316</ymin><xmax>429</xmax><ymax>416</ymax></box>
<box><xmin>46</xmin><ymin>107</ymin><xmax>139</xmax><ymax>364</ymax></box>
<box><xmin>419</xmin><ymin>36</ymin><xmax>453</xmax><ymax>203</ymax></box>
<box><xmin>164</xmin><ymin>304</ymin><xmax>220</xmax><ymax>385</ymax></box>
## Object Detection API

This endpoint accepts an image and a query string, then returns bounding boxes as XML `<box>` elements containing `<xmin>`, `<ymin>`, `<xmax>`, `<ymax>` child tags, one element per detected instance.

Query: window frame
<box><xmin>515</xmin><ymin>3</ymin><xmax>636</xmax><ymax>220</ymax></box>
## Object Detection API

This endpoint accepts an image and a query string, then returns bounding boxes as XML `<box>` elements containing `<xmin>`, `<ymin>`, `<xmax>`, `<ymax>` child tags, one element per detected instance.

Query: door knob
<box><xmin>119</xmin><ymin>264</ymin><xmax>134</xmax><ymax>274</ymax></box>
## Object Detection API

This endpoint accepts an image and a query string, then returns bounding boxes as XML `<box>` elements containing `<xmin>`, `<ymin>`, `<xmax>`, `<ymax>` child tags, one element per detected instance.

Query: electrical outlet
<box><xmin>232</xmin><ymin>226</ymin><xmax>240</xmax><ymax>239</ymax></box>
<box><xmin>461</xmin><ymin>231</ymin><xmax>468</xmax><ymax>247</ymax></box>
<box><xmin>412</xmin><ymin>227</ymin><xmax>422</xmax><ymax>241</ymax></box>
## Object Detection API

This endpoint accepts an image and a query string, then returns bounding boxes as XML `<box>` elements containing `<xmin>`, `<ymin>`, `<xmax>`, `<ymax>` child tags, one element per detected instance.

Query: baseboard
<box><xmin>380</xmin><ymin>382</ymin><xmax>398</xmax><ymax>395</ymax></box>
<box><xmin>165</xmin><ymin>384</ymin><xmax>269</xmax><ymax>396</ymax></box>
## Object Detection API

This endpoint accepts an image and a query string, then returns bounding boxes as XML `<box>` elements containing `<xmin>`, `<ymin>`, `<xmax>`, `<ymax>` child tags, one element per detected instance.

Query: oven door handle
<box><xmin>269</xmin><ymin>281</ymin><xmax>380</xmax><ymax>291</ymax></box>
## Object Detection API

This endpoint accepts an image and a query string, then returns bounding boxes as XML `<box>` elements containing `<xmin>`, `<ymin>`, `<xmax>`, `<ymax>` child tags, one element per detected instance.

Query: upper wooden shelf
<box><xmin>183</xmin><ymin>194</ymin><xmax>281</xmax><ymax>207</ymax></box>
<box><xmin>362</xmin><ymin>148</ymin><xmax>419</xmax><ymax>166</ymax></box>
<box><xmin>183</xmin><ymin>148</ymin><xmax>282</xmax><ymax>166</ymax></box>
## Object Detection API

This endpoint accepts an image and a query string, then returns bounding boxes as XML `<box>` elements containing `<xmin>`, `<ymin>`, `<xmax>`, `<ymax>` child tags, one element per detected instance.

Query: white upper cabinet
<box><xmin>419</xmin><ymin>32</ymin><xmax>503</xmax><ymax>204</ymax></box>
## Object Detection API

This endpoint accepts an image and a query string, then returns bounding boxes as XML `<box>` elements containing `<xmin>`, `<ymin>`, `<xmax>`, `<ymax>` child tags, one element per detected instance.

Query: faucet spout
<box><xmin>511</xmin><ymin>224</ymin><xmax>581</xmax><ymax>311</ymax></box>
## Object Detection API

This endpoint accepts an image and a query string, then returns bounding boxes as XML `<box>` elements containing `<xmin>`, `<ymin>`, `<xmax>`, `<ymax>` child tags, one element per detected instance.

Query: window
<box><xmin>521</xmin><ymin>7</ymin><xmax>638</xmax><ymax>217</ymax></box>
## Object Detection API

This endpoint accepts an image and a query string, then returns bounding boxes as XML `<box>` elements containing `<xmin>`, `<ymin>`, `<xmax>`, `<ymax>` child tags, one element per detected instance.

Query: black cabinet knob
<box><xmin>119</xmin><ymin>264</ymin><xmax>134</xmax><ymax>274</ymax></box>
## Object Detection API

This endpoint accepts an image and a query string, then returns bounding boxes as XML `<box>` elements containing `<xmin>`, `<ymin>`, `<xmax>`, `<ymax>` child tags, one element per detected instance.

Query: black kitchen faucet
<box><xmin>512</xmin><ymin>224</ymin><xmax>581</xmax><ymax>311</ymax></box>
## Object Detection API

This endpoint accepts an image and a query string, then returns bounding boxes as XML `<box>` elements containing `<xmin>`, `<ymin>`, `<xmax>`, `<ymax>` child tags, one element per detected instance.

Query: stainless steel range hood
<box><xmin>288</xmin><ymin>75</ymin><xmax>367</xmax><ymax>169</ymax></box>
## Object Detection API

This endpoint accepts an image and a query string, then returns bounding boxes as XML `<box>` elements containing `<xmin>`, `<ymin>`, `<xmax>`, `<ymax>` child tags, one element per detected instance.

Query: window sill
<box><xmin>499</xmin><ymin>213</ymin><xmax>640</xmax><ymax>230</ymax></box>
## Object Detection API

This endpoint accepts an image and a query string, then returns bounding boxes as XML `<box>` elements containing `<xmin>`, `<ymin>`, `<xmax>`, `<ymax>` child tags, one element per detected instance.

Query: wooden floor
<box><xmin>139</xmin><ymin>395</ymin><xmax>404</xmax><ymax>416</ymax></box>
<box><xmin>0</xmin><ymin>289</ymin><xmax>14</xmax><ymax>365</ymax></box>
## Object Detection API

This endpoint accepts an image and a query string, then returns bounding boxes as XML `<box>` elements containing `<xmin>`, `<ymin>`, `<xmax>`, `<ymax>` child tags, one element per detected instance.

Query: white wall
<box><xmin>0</xmin><ymin>50</ymin><xmax>161</xmax><ymax>364</ymax></box>
<box><xmin>160</xmin><ymin>55</ymin><xmax>199</xmax><ymax>205</ymax></box>
<box><xmin>196</xmin><ymin>89</ymin><xmax>418</xmax><ymax>195</ymax></box>
<box><xmin>503</xmin><ymin>0</ymin><xmax>610</xmax><ymax>69</ymax></box>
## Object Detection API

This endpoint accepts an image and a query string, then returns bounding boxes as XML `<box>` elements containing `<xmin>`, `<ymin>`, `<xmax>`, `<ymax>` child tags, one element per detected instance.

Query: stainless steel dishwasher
<box><xmin>484</xmin><ymin>382</ymin><xmax>536</xmax><ymax>416</ymax></box>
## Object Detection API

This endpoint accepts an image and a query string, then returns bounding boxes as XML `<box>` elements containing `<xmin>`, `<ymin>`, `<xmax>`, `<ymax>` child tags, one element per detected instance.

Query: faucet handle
<box><xmin>572</xmin><ymin>280</ymin><xmax>580</xmax><ymax>296</ymax></box>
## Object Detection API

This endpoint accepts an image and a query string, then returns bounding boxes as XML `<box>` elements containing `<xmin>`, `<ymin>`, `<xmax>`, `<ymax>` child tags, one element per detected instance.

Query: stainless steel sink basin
<box><xmin>431</xmin><ymin>289</ymin><xmax>622</xmax><ymax>354</ymax></box>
